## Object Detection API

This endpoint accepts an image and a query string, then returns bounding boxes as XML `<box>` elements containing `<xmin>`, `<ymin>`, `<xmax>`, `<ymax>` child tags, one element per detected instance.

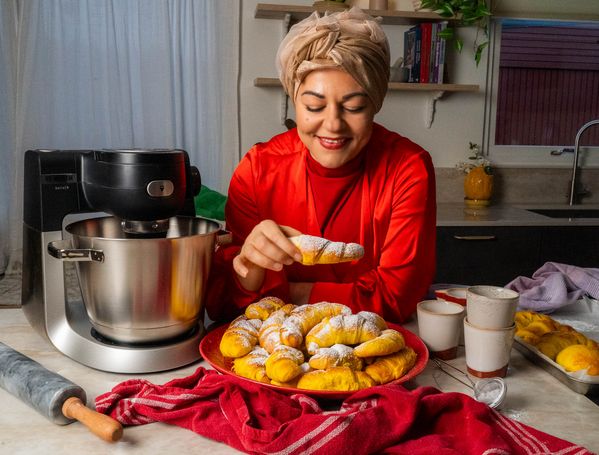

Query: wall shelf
<box><xmin>255</xmin><ymin>3</ymin><xmax>455</xmax><ymax>25</ymax></box>
<box><xmin>254</xmin><ymin>3</ymin><xmax>478</xmax><ymax>128</ymax></box>
<box><xmin>254</xmin><ymin>77</ymin><xmax>479</xmax><ymax>93</ymax></box>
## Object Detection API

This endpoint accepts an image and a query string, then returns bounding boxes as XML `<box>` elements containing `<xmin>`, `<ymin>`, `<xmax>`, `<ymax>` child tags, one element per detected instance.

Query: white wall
<box><xmin>239</xmin><ymin>0</ymin><xmax>599</xmax><ymax>170</ymax></box>
<box><xmin>239</xmin><ymin>0</ymin><xmax>487</xmax><ymax>169</ymax></box>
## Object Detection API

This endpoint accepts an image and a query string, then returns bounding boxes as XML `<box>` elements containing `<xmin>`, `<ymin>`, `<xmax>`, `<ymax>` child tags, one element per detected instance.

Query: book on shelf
<box><xmin>402</xmin><ymin>21</ymin><xmax>448</xmax><ymax>84</ymax></box>
<box><xmin>403</xmin><ymin>25</ymin><xmax>419</xmax><ymax>83</ymax></box>
<box><xmin>436</xmin><ymin>21</ymin><xmax>448</xmax><ymax>84</ymax></box>
<box><xmin>419</xmin><ymin>22</ymin><xmax>432</xmax><ymax>84</ymax></box>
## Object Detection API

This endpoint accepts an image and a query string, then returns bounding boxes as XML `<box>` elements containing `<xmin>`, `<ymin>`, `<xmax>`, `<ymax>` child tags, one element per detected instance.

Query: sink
<box><xmin>525</xmin><ymin>208</ymin><xmax>599</xmax><ymax>218</ymax></box>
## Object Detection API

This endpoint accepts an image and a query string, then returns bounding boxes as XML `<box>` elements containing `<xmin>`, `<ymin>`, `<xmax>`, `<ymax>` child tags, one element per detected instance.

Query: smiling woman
<box><xmin>295</xmin><ymin>69</ymin><xmax>375</xmax><ymax>168</ymax></box>
<box><xmin>206</xmin><ymin>8</ymin><xmax>437</xmax><ymax>325</ymax></box>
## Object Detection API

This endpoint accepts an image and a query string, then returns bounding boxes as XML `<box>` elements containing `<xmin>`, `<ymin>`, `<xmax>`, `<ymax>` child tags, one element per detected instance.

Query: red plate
<box><xmin>199</xmin><ymin>321</ymin><xmax>429</xmax><ymax>400</ymax></box>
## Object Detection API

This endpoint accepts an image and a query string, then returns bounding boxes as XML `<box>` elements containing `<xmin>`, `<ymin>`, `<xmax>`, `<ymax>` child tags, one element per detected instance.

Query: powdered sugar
<box><xmin>289</xmin><ymin>235</ymin><xmax>364</xmax><ymax>265</ymax></box>
<box><xmin>230</xmin><ymin>316</ymin><xmax>262</xmax><ymax>335</ymax></box>
<box><xmin>245</xmin><ymin>296</ymin><xmax>285</xmax><ymax>320</ymax></box>
<box><xmin>244</xmin><ymin>346</ymin><xmax>269</xmax><ymax>366</ymax></box>
<box><xmin>357</xmin><ymin>311</ymin><xmax>388</xmax><ymax>330</ymax></box>
<box><xmin>305</xmin><ymin>314</ymin><xmax>381</xmax><ymax>353</ymax></box>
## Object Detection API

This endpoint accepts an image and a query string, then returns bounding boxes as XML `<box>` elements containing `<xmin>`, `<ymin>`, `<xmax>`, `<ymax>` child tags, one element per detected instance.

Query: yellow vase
<box><xmin>464</xmin><ymin>166</ymin><xmax>493</xmax><ymax>206</ymax></box>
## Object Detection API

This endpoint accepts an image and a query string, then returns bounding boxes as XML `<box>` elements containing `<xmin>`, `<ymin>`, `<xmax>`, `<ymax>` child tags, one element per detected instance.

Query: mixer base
<box><xmin>46</xmin><ymin>299</ymin><xmax>205</xmax><ymax>373</ymax></box>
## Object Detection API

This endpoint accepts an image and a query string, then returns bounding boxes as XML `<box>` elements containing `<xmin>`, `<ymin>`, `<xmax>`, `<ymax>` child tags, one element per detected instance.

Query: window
<box><xmin>485</xmin><ymin>19</ymin><xmax>599</xmax><ymax>166</ymax></box>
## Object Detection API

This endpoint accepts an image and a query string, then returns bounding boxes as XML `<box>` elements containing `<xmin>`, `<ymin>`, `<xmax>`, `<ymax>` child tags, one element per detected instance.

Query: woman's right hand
<box><xmin>233</xmin><ymin>220</ymin><xmax>302</xmax><ymax>291</ymax></box>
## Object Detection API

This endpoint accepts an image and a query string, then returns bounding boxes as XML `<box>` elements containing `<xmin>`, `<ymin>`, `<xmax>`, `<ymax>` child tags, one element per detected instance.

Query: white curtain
<box><xmin>0</xmin><ymin>0</ymin><xmax>240</xmax><ymax>275</ymax></box>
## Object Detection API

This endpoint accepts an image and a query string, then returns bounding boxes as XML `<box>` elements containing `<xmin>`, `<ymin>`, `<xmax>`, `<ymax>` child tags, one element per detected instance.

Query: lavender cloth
<box><xmin>506</xmin><ymin>262</ymin><xmax>599</xmax><ymax>312</ymax></box>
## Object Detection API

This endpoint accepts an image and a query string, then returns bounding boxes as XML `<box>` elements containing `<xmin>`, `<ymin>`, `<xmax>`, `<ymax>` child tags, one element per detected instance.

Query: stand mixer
<box><xmin>21</xmin><ymin>149</ymin><xmax>220</xmax><ymax>373</ymax></box>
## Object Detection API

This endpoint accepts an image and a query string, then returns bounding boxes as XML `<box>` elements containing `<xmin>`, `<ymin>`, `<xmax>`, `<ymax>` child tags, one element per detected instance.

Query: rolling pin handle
<box><xmin>62</xmin><ymin>397</ymin><xmax>123</xmax><ymax>442</ymax></box>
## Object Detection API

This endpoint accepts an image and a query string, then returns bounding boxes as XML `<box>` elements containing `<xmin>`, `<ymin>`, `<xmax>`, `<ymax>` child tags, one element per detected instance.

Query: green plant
<box><xmin>456</xmin><ymin>142</ymin><xmax>492</xmax><ymax>174</ymax></box>
<box><xmin>417</xmin><ymin>0</ymin><xmax>492</xmax><ymax>66</ymax></box>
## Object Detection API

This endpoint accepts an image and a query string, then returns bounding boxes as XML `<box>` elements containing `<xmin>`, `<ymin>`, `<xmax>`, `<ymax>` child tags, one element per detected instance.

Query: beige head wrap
<box><xmin>276</xmin><ymin>7</ymin><xmax>390</xmax><ymax>112</ymax></box>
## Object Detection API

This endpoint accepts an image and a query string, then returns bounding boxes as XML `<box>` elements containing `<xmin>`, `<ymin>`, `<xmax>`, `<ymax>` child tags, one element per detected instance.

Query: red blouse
<box><xmin>205</xmin><ymin>123</ymin><xmax>436</xmax><ymax>324</ymax></box>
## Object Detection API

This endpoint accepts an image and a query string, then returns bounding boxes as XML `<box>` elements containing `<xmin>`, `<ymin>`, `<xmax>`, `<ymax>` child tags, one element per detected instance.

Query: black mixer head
<box><xmin>81</xmin><ymin>149</ymin><xmax>201</xmax><ymax>234</ymax></box>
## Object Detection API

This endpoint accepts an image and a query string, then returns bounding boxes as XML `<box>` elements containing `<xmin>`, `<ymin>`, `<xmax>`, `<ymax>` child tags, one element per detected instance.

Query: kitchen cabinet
<box><xmin>254</xmin><ymin>3</ymin><xmax>480</xmax><ymax>127</ymax></box>
<box><xmin>436</xmin><ymin>225</ymin><xmax>599</xmax><ymax>286</ymax></box>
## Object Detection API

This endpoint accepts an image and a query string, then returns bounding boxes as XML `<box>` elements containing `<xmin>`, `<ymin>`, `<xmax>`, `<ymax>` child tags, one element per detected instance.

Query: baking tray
<box><xmin>514</xmin><ymin>297</ymin><xmax>599</xmax><ymax>397</ymax></box>
<box><xmin>514</xmin><ymin>339</ymin><xmax>599</xmax><ymax>396</ymax></box>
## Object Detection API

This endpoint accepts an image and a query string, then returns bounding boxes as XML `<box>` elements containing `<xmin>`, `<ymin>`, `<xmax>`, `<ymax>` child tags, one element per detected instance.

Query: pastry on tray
<box><xmin>218</xmin><ymin>298</ymin><xmax>419</xmax><ymax>391</ymax></box>
<box><xmin>515</xmin><ymin>310</ymin><xmax>599</xmax><ymax>376</ymax></box>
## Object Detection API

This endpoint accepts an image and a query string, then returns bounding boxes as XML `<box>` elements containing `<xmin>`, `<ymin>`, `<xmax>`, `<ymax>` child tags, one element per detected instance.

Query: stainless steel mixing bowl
<box><xmin>49</xmin><ymin>216</ymin><xmax>220</xmax><ymax>343</ymax></box>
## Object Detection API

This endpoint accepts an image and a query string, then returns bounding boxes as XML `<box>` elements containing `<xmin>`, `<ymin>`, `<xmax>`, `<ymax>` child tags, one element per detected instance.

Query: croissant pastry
<box><xmin>245</xmin><ymin>296</ymin><xmax>286</xmax><ymax>321</ymax></box>
<box><xmin>365</xmin><ymin>347</ymin><xmax>417</xmax><ymax>384</ymax></box>
<box><xmin>297</xmin><ymin>366</ymin><xmax>376</xmax><ymax>391</ymax></box>
<box><xmin>556</xmin><ymin>344</ymin><xmax>599</xmax><ymax>376</ymax></box>
<box><xmin>265</xmin><ymin>345</ymin><xmax>305</xmax><ymax>383</ymax></box>
<box><xmin>305</xmin><ymin>314</ymin><xmax>381</xmax><ymax>355</ymax></box>
<box><xmin>289</xmin><ymin>235</ymin><xmax>364</xmax><ymax>266</ymax></box>
<box><xmin>270</xmin><ymin>363</ymin><xmax>312</xmax><ymax>387</ymax></box>
<box><xmin>515</xmin><ymin>311</ymin><xmax>556</xmax><ymax>329</ymax></box>
<box><xmin>354</xmin><ymin>329</ymin><xmax>405</xmax><ymax>358</ymax></box>
<box><xmin>232</xmin><ymin>346</ymin><xmax>270</xmax><ymax>383</ymax></box>
<box><xmin>219</xmin><ymin>316</ymin><xmax>262</xmax><ymax>358</ymax></box>
<box><xmin>536</xmin><ymin>331</ymin><xmax>588</xmax><ymax>360</ymax></box>
<box><xmin>258</xmin><ymin>304</ymin><xmax>296</xmax><ymax>353</ymax></box>
<box><xmin>280</xmin><ymin>302</ymin><xmax>352</xmax><ymax>348</ymax></box>
<box><xmin>357</xmin><ymin>311</ymin><xmax>388</xmax><ymax>331</ymax></box>
<box><xmin>308</xmin><ymin>344</ymin><xmax>364</xmax><ymax>371</ymax></box>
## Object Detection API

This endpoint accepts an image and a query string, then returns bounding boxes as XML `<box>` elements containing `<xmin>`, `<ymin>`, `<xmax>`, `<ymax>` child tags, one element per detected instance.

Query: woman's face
<box><xmin>295</xmin><ymin>68</ymin><xmax>376</xmax><ymax>168</ymax></box>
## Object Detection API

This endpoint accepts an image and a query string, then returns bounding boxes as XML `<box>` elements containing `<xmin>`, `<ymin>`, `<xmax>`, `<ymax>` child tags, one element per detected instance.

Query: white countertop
<box><xmin>437</xmin><ymin>202</ymin><xmax>599</xmax><ymax>226</ymax></box>
<box><xmin>1</xmin><ymin>308</ymin><xmax>599</xmax><ymax>454</ymax></box>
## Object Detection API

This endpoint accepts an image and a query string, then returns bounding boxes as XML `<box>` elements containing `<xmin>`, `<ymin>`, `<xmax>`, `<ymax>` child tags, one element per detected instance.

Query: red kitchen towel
<box><xmin>96</xmin><ymin>367</ymin><xmax>592</xmax><ymax>455</ymax></box>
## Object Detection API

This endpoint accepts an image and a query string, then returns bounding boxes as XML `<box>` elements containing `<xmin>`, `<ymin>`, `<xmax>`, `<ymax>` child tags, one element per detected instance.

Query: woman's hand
<box><xmin>233</xmin><ymin>221</ymin><xmax>302</xmax><ymax>291</ymax></box>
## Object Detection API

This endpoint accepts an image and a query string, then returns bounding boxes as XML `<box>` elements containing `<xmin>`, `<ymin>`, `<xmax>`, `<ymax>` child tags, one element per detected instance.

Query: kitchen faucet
<box><xmin>568</xmin><ymin>119</ymin><xmax>599</xmax><ymax>205</ymax></box>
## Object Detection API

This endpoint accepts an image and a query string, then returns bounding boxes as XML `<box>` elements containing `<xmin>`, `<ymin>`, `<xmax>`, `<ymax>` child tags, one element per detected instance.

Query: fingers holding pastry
<box><xmin>235</xmin><ymin>220</ymin><xmax>303</xmax><ymax>277</ymax></box>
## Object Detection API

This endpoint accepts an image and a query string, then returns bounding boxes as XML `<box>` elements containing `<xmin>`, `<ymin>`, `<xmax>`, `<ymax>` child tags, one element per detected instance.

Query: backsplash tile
<box><xmin>435</xmin><ymin>167</ymin><xmax>599</xmax><ymax>205</ymax></box>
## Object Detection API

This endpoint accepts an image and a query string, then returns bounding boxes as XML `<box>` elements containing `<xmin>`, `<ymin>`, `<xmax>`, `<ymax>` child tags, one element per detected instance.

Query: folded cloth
<box><xmin>95</xmin><ymin>367</ymin><xmax>591</xmax><ymax>455</ymax></box>
<box><xmin>506</xmin><ymin>262</ymin><xmax>599</xmax><ymax>313</ymax></box>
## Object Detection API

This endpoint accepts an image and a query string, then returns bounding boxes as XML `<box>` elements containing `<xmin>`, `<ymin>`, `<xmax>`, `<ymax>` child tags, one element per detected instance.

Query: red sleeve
<box><xmin>204</xmin><ymin>145</ymin><xmax>291</xmax><ymax>322</ymax></box>
<box><xmin>308</xmin><ymin>150</ymin><xmax>436</xmax><ymax>324</ymax></box>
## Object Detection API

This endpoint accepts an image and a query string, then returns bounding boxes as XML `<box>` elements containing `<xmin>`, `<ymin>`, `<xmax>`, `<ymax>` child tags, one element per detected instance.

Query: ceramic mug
<box><xmin>435</xmin><ymin>287</ymin><xmax>467</xmax><ymax>306</ymax></box>
<box><xmin>417</xmin><ymin>299</ymin><xmax>465</xmax><ymax>360</ymax></box>
<box><xmin>466</xmin><ymin>285</ymin><xmax>519</xmax><ymax>329</ymax></box>
<box><xmin>464</xmin><ymin>317</ymin><xmax>516</xmax><ymax>378</ymax></box>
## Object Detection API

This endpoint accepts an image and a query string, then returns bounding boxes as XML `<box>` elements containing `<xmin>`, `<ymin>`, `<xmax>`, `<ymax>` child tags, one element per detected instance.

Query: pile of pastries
<box><xmin>219</xmin><ymin>297</ymin><xmax>417</xmax><ymax>391</ymax></box>
<box><xmin>515</xmin><ymin>310</ymin><xmax>599</xmax><ymax>376</ymax></box>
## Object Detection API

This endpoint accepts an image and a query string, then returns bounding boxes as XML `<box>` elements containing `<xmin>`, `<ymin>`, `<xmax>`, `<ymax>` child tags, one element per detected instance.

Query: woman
<box><xmin>207</xmin><ymin>8</ymin><xmax>436</xmax><ymax>324</ymax></box>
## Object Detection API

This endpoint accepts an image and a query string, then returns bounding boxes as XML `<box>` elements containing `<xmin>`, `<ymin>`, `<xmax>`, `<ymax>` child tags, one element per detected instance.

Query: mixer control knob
<box><xmin>146</xmin><ymin>180</ymin><xmax>174</xmax><ymax>197</ymax></box>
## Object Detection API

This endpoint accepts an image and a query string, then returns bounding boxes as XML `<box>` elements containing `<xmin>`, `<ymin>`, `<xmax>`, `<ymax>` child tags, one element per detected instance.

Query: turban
<box><xmin>276</xmin><ymin>7</ymin><xmax>391</xmax><ymax>112</ymax></box>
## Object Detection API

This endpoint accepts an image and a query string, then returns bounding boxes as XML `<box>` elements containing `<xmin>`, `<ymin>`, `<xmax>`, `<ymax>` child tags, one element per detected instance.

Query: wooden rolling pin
<box><xmin>0</xmin><ymin>341</ymin><xmax>123</xmax><ymax>442</ymax></box>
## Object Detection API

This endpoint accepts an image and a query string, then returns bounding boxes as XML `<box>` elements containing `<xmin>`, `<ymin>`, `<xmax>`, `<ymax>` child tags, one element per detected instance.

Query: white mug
<box><xmin>417</xmin><ymin>299</ymin><xmax>465</xmax><ymax>360</ymax></box>
<box><xmin>466</xmin><ymin>285</ymin><xmax>519</xmax><ymax>329</ymax></box>
<box><xmin>464</xmin><ymin>317</ymin><xmax>515</xmax><ymax>378</ymax></box>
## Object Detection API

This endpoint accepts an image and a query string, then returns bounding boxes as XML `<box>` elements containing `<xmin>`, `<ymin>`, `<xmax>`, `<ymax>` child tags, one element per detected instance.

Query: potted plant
<box><xmin>456</xmin><ymin>142</ymin><xmax>494</xmax><ymax>206</ymax></box>
<box><xmin>416</xmin><ymin>0</ymin><xmax>492</xmax><ymax>66</ymax></box>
